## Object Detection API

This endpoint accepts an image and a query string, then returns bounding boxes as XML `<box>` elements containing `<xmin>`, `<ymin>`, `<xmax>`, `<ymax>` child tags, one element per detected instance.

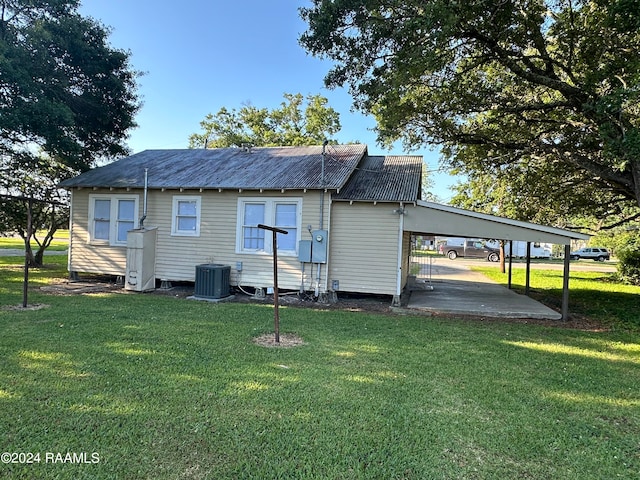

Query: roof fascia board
<box><xmin>413</xmin><ymin>200</ymin><xmax>590</xmax><ymax>242</ymax></box>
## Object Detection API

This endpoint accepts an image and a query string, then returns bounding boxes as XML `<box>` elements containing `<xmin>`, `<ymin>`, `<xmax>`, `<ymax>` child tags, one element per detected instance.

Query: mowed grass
<box><xmin>0</xmin><ymin>230</ymin><xmax>69</xmax><ymax>252</ymax></box>
<box><xmin>473</xmin><ymin>265</ymin><xmax>640</xmax><ymax>331</ymax></box>
<box><xmin>1</xmin><ymin>256</ymin><xmax>640</xmax><ymax>479</ymax></box>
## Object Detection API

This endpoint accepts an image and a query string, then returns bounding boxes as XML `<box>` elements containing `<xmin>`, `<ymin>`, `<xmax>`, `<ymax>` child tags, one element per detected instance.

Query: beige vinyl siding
<box><xmin>68</xmin><ymin>188</ymin><xmax>329</xmax><ymax>292</ymax></box>
<box><xmin>68</xmin><ymin>189</ymin><xmax>138</xmax><ymax>275</ymax></box>
<box><xmin>152</xmin><ymin>190</ymin><xmax>328</xmax><ymax>290</ymax></box>
<box><xmin>328</xmin><ymin>202</ymin><xmax>401</xmax><ymax>295</ymax></box>
<box><xmin>148</xmin><ymin>190</ymin><xmax>235</xmax><ymax>282</ymax></box>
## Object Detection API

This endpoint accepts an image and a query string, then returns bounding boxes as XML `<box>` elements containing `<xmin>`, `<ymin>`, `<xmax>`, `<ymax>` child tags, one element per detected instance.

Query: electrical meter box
<box><xmin>311</xmin><ymin>230</ymin><xmax>328</xmax><ymax>263</ymax></box>
<box><xmin>298</xmin><ymin>240</ymin><xmax>312</xmax><ymax>263</ymax></box>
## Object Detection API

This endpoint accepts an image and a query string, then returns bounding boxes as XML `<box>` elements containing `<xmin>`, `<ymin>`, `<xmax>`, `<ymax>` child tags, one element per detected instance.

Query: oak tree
<box><xmin>1</xmin><ymin>0</ymin><xmax>140</xmax><ymax>170</ymax></box>
<box><xmin>189</xmin><ymin>93</ymin><xmax>341</xmax><ymax>148</ymax></box>
<box><xmin>1</xmin><ymin>0</ymin><xmax>141</xmax><ymax>264</ymax></box>
<box><xmin>1</xmin><ymin>155</ymin><xmax>72</xmax><ymax>266</ymax></box>
<box><xmin>300</xmin><ymin>0</ymin><xmax>640</xmax><ymax>228</ymax></box>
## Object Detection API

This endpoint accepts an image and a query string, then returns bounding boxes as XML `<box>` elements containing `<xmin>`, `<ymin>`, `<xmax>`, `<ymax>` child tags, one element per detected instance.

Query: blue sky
<box><xmin>79</xmin><ymin>0</ymin><xmax>460</xmax><ymax>201</ymax></box>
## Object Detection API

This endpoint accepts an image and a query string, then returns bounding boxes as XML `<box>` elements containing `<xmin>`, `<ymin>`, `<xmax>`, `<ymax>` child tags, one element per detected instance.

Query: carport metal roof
<box><xmin>404</xmin><ymin>200</ymin><xmax>590</xmax><ymax>244</ymax></box>
<box><xmin>400</xmin><ymin>200</ymin><xmax>590</xmax><ymax>321</ymax></box>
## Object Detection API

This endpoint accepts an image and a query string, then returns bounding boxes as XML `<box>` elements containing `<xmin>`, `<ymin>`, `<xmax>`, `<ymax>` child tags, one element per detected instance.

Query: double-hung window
<box><xmin>171</xmin><ymin>196</ymin><xmax>201</xmax><ymax>236</ymax></box>
<box><xmin>274</xmin><ymin>203</ymin><xmax>297</xmax><ymax>251</ymax></box>
<box><xmin>116</xmin><ymin>199</ymin><xmax>136</xmax><ymax>242</ymax></box>
<box><xmin>89</xmin><ymin>194</ymin><xmax>138</xmax><ymax>245</ymax></box>
<box><xmin>242</xmin><ymin>203</ymin><xmax>265</xmax><ymax>250</ymax></box>
<box><xmin>93</xmin><ymin>199</ymin><xmax>112</xmax><ymax>241</ymax></box>
<box><xmin>237</xmin><ymin>198</ymin><xmax>301</xmax><ymax>255</ymax></box>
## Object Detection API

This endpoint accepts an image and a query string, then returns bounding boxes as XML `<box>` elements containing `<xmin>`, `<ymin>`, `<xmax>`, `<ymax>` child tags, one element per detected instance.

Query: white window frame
<box><xmin>236</xmin><ymin>197</ymin><xmax>302</xmax><ymax>256</ymax></box>
<box><xmin>88</xmin><ymin>194</ymin><xmax>139</xmax><ymax>246</ymax></box>
<box><xmin>171</xmin><ymin>196</ymin><xmax>201</xmax><ymax>237</ymax></box>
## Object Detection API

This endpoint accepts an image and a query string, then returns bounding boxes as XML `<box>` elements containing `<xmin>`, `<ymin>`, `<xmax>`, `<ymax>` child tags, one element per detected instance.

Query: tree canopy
<box><xmin>0</xmin><ymin>0</ymin><xmax>141</xmax><ymax>266</ymax></box>
<box><xmin>189</xmin><ymin>93</ymin><xmax>341</xmax><ymax>148</ymax></box>
<box><xmin>0</xmin><ymin>0</ymin><xmax>141</xmax><ymax>171</ymax></box>
<box><xmin>0</xmin><ymin>155</ymin><xmax>71</xmax><ymax>265</ymax></box>
<box><xmin>300</xmin><ymin>0</ymin><xmax>640</xmax><ymax>228</ymax></box>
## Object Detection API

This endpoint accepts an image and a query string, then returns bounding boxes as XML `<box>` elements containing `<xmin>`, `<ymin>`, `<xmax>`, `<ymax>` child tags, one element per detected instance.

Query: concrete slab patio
<box><xmin>407</xmin><ymin>258</ymin><xmax>562</xmax><ymax>320</ymax></box>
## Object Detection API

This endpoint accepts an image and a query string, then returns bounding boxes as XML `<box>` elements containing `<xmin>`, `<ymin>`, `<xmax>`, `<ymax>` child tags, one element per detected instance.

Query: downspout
<box><xmin>139</xmin><ymin>168</ymin><xmax>148</xmax><ymax>228</ymax></box>
<box><xmin>324</xmin><ymin>194</ymin><xmax>332</xmax><ymax>295</ymax></box>
<box><xmin>319</xmin><ymin>140</ymin><xmax>327</xmax><ymax>230</ymax></box>
<box><xmin>395</xmin><ymin>202</ymin><xmax>405</xmax><ymax>306</ymax></box>
<box><xmin>317</xmin><ymin>140</ymin><xmax>328</xmax><ymax>294</ymax></box>
<box><xmin>67</xmin><ymin>189</ymin><xmax>73</xmax><ymax>277</ymax></box>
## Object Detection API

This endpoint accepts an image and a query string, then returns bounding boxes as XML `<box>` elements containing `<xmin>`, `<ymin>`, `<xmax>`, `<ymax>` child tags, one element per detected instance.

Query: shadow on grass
<box><xmin>525</xmin><ymin>288</ymin><xmax>640</xmax><ymax>330</ymax></box>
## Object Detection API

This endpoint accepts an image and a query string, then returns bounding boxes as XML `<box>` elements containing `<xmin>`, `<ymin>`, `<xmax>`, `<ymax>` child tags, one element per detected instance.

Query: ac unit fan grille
<box><xmin>194</xmin><ymin>264</ymin><xmax>231</xmax><ymax>299</ymax></box>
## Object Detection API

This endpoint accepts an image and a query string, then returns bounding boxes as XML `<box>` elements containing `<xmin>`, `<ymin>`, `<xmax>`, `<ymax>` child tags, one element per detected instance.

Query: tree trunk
<box><xmin>33</xmin><ymin>247</ymin><xmax>44</xmax><ymax>267</ymax></box>
<box><xmin>27</xmin><ymin>225</ymin><xmax>58</xmax><ymax>268</ymax></box>
<box><xmin>632</xmin><ymin>159</ymin><xmax>640</xmax><ymax>209</ymax></box>
<box><xmin>21</xmin><ymin>239</ymin><xmax>42</xmax><ymax>267</ymax></box>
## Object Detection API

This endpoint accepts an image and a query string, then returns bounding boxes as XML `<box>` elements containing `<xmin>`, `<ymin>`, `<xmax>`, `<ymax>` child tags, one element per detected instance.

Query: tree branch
<box><xmin>465</xmin><ymin>28</ymin><xmax>590</xmax><ymax>106</ymax></box>
<box><xmin>599</xmin><ymin>211</ymin><xmax>640</xmax><ymax>230</ymax></box>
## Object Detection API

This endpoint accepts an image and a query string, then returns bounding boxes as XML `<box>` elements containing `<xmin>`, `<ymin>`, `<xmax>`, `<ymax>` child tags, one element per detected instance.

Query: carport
<box><xmin>406</xmin><ymin>260</ymin><xmax>563</xmax><ymax>319</ymax></box>
<box><xmin>400</xmin><ymin>200</ymin><xmax>591</xmax><ymax>320</ymax></box>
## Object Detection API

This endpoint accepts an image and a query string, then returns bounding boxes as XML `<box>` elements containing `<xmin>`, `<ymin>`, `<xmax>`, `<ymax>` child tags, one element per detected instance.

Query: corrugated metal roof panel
<box><xmin>334</xmin><ymin>155</ymin><xmax>422</xmax><ymax>202</ymax></box>
<box><xmin>60</xmin><ymin>144</ymin><xmax>367</xmax><ymax>190</ymax></box>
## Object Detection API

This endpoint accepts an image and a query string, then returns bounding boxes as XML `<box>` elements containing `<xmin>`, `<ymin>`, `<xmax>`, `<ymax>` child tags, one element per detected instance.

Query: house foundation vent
<box><xmin>194</xmin><ymin>264</ymin><xmax>231</xmax><ymax>299</ymax></box>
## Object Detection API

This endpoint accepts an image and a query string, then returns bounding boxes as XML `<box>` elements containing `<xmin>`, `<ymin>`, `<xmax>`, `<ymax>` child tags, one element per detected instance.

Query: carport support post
<box><xmin>507</xmin><ymin>240</ymin><xmax>513</xmax><ymax>289</ymax></box>
<box><xmin>562</xmin><ymin>244</ymin><xmax>571</xmax><ymax>321</ymax></box>
<box><xmin>525</xmin><ymin>242</ymin><xmax>532</xmax><ymax>296</ymax></box>
<box><xmin>257</xmin><ymin>224</ymin><xmax>289</xmax><ymax>343</ymax></box>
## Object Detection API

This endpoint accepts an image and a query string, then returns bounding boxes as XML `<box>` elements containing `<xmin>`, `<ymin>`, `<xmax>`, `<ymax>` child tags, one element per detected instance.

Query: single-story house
<box><xmin>60</xmin><ymin>144</ymin><xmax>589</xmax><ymax>313</ymax></box>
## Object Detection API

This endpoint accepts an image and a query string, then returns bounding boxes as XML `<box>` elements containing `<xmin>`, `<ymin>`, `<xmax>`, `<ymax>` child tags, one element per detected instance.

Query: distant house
<box><xmin>60</xmin><ymin>144</ymin><xmax>588</xmax><ymax>305</ymax></box>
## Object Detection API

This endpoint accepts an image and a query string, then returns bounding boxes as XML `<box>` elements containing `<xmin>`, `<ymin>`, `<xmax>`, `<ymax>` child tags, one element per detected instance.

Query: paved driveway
<box><xmin>407</xmin><ymin>257</ymin><xmax>562</xmax><ymax>320</ymax></box>
<box><xmin>0</xmin><ymin>249</ymin><xmax>67</xmax><ymax>256</ymax></box>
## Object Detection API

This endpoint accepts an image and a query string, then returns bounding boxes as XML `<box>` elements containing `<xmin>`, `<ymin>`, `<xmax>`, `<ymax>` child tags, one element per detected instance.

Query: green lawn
<box><xmin>1</xmin><ymin>256</ymin><xmax>640</xmax><ymax>479</ymax></box>
<box><xmin>0</xmin><ymin>231</ymin><xmax>69</xmax><ymax>252</ymax></box>
<box><xmin>473</xmin><ymin>265</ymin><xmax>640</xmax><ymax>331</ymax></box>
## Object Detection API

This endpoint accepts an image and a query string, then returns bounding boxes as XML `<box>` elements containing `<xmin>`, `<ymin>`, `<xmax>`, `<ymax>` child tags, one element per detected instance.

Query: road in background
<box><xmin>430</xmin><ymin>256</ymin><xmax>617</xmax><ymax>274</ymax></box>
<box><xmin>0</xmin><ymin>249</ymin><xmax>68</xmax><ymax>256</ymax></box>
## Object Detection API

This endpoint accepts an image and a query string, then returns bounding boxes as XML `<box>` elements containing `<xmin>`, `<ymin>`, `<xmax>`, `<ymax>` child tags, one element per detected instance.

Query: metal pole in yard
<box><xmin>562</xmin><ymin>244</ymin><xmax>571</xmax><ymax>321</ymax></box>
<box><xmin>22</xmin><ymin>197</ymin><xmax>33</xmax><ymax>308</ymax></box>
<box><xmin>258</xmin><ymin>224</ymin><xmax>288</xmax><ymax>343</ymax></box>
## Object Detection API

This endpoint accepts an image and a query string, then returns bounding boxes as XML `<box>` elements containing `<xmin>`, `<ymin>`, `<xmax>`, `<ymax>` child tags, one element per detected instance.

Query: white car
<box><xmin>570</xmin><ymin>247</ymin><xmax>610</xmax><ymax>261</ymax></box>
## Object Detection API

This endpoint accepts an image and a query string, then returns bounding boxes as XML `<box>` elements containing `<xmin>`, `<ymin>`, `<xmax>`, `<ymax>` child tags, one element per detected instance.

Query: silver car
<box><xmin>569</xmin><ymin>247</ymin><xmax>611</xmax><ymax>261</ymax></box>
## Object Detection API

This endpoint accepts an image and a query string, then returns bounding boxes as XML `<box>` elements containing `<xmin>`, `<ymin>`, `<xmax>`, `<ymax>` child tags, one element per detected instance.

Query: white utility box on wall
<box><xmin>125</xmin><ymin>227</ymin><xmax>157</xmax><ymax>292</ymax></box>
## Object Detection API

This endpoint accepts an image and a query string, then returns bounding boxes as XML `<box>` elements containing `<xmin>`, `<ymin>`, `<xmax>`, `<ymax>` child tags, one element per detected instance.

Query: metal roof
<box><xmin>333</xmin><ymin>155</ymin><xmax>422</xmax><ymax>202</ymax></box>
<box><xmin>60</xmin><ymin>145</ymin><xmax>367</xmax><ymax>190</ymax></box>
<box><xmin>405</xmin><ymin>200</ymin><xmax>590</xmax><ymax>242</ymax></box>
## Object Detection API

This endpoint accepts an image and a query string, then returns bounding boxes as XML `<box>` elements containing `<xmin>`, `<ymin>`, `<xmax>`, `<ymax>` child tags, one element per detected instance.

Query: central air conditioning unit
<box><xmin>194</xmin><ymin>264</ymin><xmax>231</xmax><ymax>299</ymax></box>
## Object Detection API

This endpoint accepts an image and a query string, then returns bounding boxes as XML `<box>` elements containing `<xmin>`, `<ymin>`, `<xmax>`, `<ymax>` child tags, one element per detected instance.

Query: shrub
<box><xmin>617</xmin><ymin>248</ymin><xmax>640</xmax><ymax>285</ymax></box>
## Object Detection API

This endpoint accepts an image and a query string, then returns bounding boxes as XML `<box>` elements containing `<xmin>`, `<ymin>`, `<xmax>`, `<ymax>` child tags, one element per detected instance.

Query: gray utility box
<box><xmin>194</xmin><ymin>264</ymin><xmax>231</xmax><ymax>299</ymax></box>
